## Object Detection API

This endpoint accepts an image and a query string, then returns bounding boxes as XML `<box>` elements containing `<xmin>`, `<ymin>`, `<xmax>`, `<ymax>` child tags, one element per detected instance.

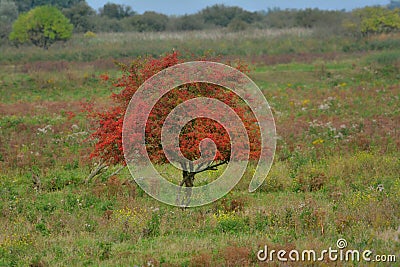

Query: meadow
<box><xmin>0</xmin><ymin>29</ymin><xmax>399</xmax><ymax>266</ymax></box>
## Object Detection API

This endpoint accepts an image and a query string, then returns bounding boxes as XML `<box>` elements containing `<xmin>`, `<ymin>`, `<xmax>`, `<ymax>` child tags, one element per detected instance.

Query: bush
<box><xmin>84</xmin><ymin>31</ymin><xmax>97</xmax><ymax>38</ymax></box>
<box><xmin>213</xmin><ymin>210</ymin><xmax>248</xmax><ymax>233</ymax></box>
<box><xmin>9</xmin><ymin>5</ymin><xmax>73</xmax><ymax>49</ymax></box>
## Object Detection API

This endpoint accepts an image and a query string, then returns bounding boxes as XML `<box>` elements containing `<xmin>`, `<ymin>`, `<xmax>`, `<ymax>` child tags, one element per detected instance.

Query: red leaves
<box><xmin>65</xmin><ymin>111</ymin><xmax>76</xmax><ymax>120</ymax></box>
<box><xmin>99</xmin><ymin>73</ymin><xmax>109</xmax><ymax>82</ymax></box>
<box><xmin>86</xmin><ymin>51</ymin><xmax>261</xmax><ymax>166</ymax></box>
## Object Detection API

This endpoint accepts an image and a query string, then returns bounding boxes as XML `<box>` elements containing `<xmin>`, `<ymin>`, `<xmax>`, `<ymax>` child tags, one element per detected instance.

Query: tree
<box><xmin>228</xmin><ymin>18</ymin><xmax>248</xmax><ymax>32</ymax></box>
<box><xmin>0</xmin><ymin>0</ymin><xmax>18</xmax><ymax>41</ymax></box>
<box><xmin>200</xmin><ymin>4</ymin><xmax>256</xmax><ymax>27</ymax></box>
<box><xmin>124</xmin><ymin>11</ymin><xmax>168</xmax><ymax>32</ymax></box>
<box><xmin>9</xmin><ymin>5</ymin><xmax>73</xmax><ymax>49</ymax></box>
<box><xmin>85</xmin><ymin>52</ymin><xmax>263</xmax><ymax>198</ymax></box>
<box><xmin>16</xmin><ymin>0</ymin><xmax>84</xmax><ymax>13</ymax></box>
<box><xmin>262</xmin><ymin>8</ymin><xmax>297</xmax><ymax>28</ymax></box>
<box><xmin>168</xmin><ymin>14</ymin><xmax>205</xmax><ymax>31</ymax></box>
<box><xmin>99</xmin><ymin>2</ymin><xmax>134</xmax><ymax>20</ymax></box>
<box><xmin>92</xmin><ymin>16</ymin><xmax>123</xmax><ymax>32</ymax></box>
<box><xmin>62</xmin><ymin>1</ymin><xmax>95</xmax><ymax>32</ymax></box>
<box><xmin>353</xmin><ymin>6</ymin><xmax>400</xmax><ymax>35</ymax></box>
<box><xmin>295</xmin><ymin>8</ymin><xmax>321</xmax><ymax>28</ymax></box>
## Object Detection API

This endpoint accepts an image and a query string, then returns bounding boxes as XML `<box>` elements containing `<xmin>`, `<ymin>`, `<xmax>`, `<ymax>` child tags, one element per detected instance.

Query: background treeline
<box><xmin>1</xmin><ymin>0</ymin><xmax>400</xmax><ymax>42</ymax></box>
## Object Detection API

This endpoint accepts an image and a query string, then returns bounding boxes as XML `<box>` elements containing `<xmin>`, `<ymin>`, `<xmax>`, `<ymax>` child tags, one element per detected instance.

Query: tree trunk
<box><xmin>176</xmin><ymin>170</ymin><xmax>195</xmax><ymax>207</ymax></box>
<box><xmin>181</xmin><ymin>170</ymin><xmax>195</xmax><ymax>187</ymax></box>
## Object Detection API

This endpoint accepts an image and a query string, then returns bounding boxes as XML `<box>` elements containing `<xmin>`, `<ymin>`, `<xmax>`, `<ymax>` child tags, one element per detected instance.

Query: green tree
<box><xmin>343</xmin><ymin>7</ymin><xmax>400</xmax><ymax>36</ymax></box>
<box><xmin>200</xmin><ymin>4</ymin><xmax>256</xmax><ymax>27</ymax></box>
<box><xmin>353</xmin><ymin>6</ymin><xmax>400</xmax><ymax>35</ymax></box>
<box><xmin>62</xmin><ymin>1</ymin><xmax>95</xmax><ymax>32</ymax></box>
<box><xmin>0</xmin><ymin>0</ymin><xmax>18</xmax><ymax>41</ymax></box>
<box><xmin>99</xmin><ymin>2</ymin><xmax>133</xmax><ymax>19</ymax></box>
<box><xmin>167</xmin><ymin>14</ymin><xmax>205</xmax><ymax>31</ymax></box>
<box><xmin>16</xmin><ymin>0</ymin><xmax>84</xmax><ymax>13</ymax></box>
<box><xmin>262</xmin><ymin>8</ymin><xmax>297</xmax><ymax>28</ymax></box>
<box><xmin>92</xmin><ymin>16</ymin><xmax>123</xmax><ymax>32</ymax></box>
<box><xmin>295</xmin><ymin>8</ymin><xmax>322</xmax><ymax>28</ymax></box>
<box><xmin>9</xmin><ymin>5</ymin><xmax>73</xmax><ymax>49</ymax></box>
<box><xmin>124</xmin><ymin>11</ymin><xmax>168</xmax><ymax>32</ymax></box>
<box><xmin>227</xmin><ymin>18</ymin><xmax>248</xmax><ymax>32</ymax></box>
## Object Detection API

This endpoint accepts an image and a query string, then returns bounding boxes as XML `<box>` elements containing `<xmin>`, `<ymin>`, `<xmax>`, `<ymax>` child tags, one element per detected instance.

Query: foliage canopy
<box><xmin>15</xmin><ymin>0</ymin><xmax>84</xmax><ymax>13</ymax></box>
<box><xmin>354</xmin><ymin>6</ymin><xmax>400</xmax><ymax>35</ymax></box>
<box><xmin>9</xmin><ymin>5</ymin><xmax>73</xmax><ymax>49</ymax></box>
<box><xmin>86</xmin><ymin>52</ymin><xmax>262</xmax><ymax>188</ymax></box>
<box><xmin>0</xmin><ymin>0</ymin><xmax>18</xmax><ymax>41</ymax></box>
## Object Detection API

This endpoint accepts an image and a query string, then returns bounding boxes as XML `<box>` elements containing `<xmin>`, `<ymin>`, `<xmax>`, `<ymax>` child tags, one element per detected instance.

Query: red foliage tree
<box><xmin>87</xmin><ymin>51</ymin><xmax>261</xmax><ymax>187</ymax></box>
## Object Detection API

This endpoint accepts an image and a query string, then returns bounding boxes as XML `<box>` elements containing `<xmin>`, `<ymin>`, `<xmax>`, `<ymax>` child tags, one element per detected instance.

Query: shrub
<box><xmin>143</xmin><ymin>212</ymin><xmax>161</xmax><ymax>238</ymax></box>
<box><xmin>213</xmin><ymin>210</ymin><xmax>248</xmax><ymax>233</ymax></box>
<box><xmin>84</xmin><ymin>31</ymin><xmax>96</xmax><ymax>38</ymax></box>
<box><xmin>9</xmin><ymin>5</ymin><xmax>73</xmax><ymax>49</ymax></box>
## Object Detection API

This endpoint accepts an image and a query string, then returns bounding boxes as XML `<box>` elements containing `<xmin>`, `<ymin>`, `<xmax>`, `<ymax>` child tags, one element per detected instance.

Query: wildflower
<box><xmin>334</xmin><ymin>132</ymin><xmax>344</xmax><ymax>139</ymax></box>
<box><xmin>37</xmin><ymin>125</ymin><xmax>52</xmax><ymax>134</ymax></box>
<box><xmin>66</xmin><ymin>111</ymin><xmax>76</xmax><ymax>120</ymax></box>
<box><xmin>318</xmin><ymin>103</ymin><xmax>330</xmax><ymax>110</ymax></box>
<box><xmin>377</xmin><ymin>184</ymin><xmax>384</xmax><ymax>192</ymax></box>
<box><xmin>312</xmin><ymin>138</ymin><xmax>324</xmax><ymax>145</ymax></box>
<box><xmin>100</xmin><ymin>73</ymin><xmax>109</xmax><ymax>81</ymax></box>
<box><xmin>302</xmin><ymin>99</ymin><xmax>310</xmax><ymax>106</ymax></box>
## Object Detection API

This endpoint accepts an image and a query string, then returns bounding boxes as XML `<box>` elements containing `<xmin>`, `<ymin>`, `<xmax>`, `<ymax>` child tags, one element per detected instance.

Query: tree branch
<box><xmin>194</xmin><ymin>160</ymin><xmax>228</xmax><ymax>174</ymax></box>
<box><xmin>106</xmin><ymin>165</ymin><xmax>126</xmax><ymax>179</ymax></box>
<box><xmin>85</xmin><ymin>159</ymin><xmax>108</xmax><ymax>184</ymax></box>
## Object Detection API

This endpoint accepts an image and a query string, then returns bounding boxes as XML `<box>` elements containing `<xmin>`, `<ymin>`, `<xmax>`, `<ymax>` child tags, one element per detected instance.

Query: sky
<box><xmin>86</xmin><ymin>0</ymin><xmax>390</xmax><ymax>15</ymax></box>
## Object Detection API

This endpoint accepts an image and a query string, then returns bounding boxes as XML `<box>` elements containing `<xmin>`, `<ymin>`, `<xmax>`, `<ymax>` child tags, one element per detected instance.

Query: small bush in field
<box><xmin>84</xmin><ymin>31</ymin><xmax>97</xmax><ymax>38</ymax></box>
<box><xmin>143</xmin><ymin>212</ymin><xmax>162</xmax><ymax>238</ymax></box>
<box><xmin>9</xmin><ymin>6</ymin><xmax>73</xmax><ymax>49</ymax></box>
<box><xmin>213</xmin><ymin>210</ymin><xmax>248</xmax><ymax>234</ymax></box>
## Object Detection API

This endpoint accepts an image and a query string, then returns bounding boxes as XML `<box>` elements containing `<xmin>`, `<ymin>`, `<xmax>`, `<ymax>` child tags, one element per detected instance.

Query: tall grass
<box><xmin>0</xmin><ymin>28</ymin><xmax>355</xmax><ymax>64</ymax></box>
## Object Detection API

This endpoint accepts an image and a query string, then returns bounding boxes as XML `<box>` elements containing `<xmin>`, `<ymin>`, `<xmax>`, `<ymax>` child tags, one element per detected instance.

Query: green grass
<box><xmin>0</xmin><ymin>32</ymin><xmax>399</xmax><ymax>266</ymax></box>
<box><xmin>1</xmin><ymin>30</ymin><xmax>399</xmax><ymax>64</ymax></box>
<box><xmin>0</xmin><ymin>67</ymin><xmax>119</xmax><ymax>103</ymax></box>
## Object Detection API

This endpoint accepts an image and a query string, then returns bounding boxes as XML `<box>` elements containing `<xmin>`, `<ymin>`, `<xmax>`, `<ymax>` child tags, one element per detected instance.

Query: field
<box><xmin>0</xmin><ymin>30</ymin><xmax>399</xmax><ymax>266</ymax></box>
